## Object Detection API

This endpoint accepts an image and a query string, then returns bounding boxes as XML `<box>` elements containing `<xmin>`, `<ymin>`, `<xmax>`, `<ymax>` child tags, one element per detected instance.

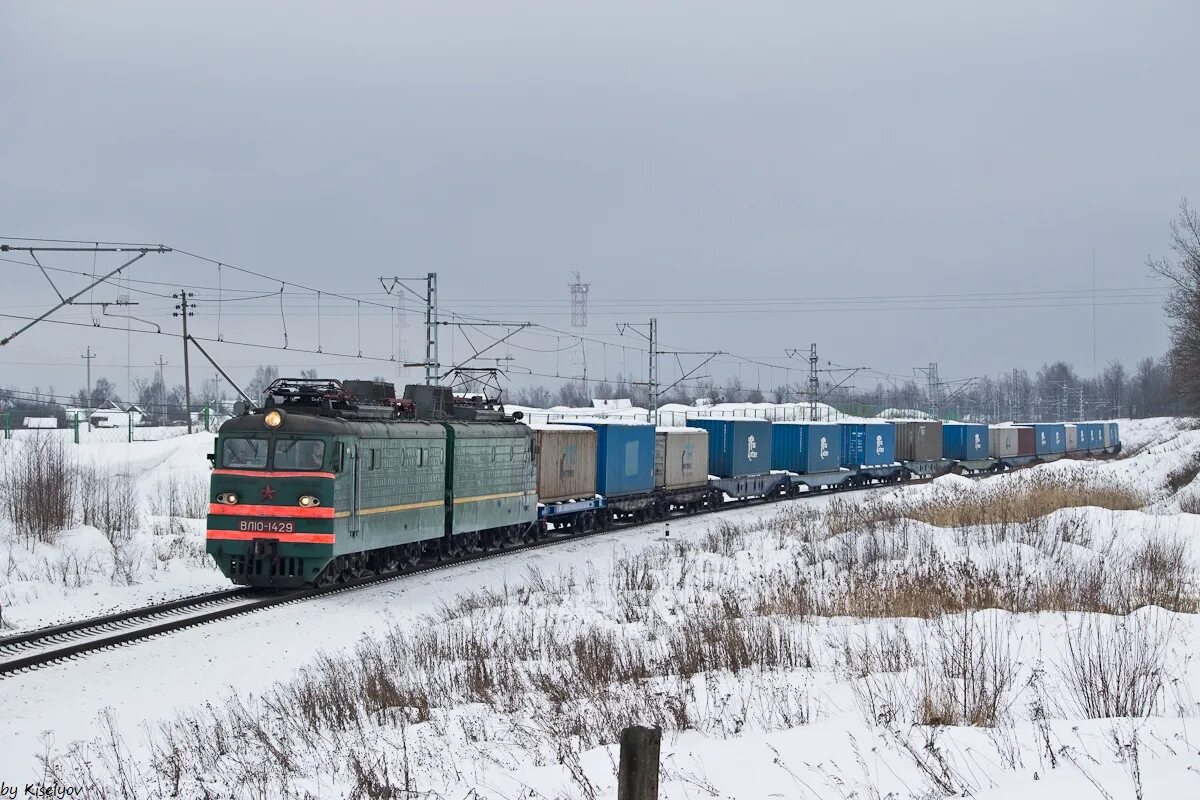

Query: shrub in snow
<box><xmin>0</xmin><ymin>434</ymin><xmax>76</xmax><ymax>545</ymax></box>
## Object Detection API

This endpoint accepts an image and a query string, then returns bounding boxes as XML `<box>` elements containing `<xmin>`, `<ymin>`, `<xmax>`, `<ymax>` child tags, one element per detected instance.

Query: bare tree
<box><xmin>1149</xmin><ymin>199</ymin><xmax>1200</xmax><ymax>411</ymax></box>
<box><xmin>556</xmin><ymin>380</ymin><xmax>589</xmax><ymax>408</ymax></box>
<box><xmin>511</xmin><ymin>384</ymin><xmax>554</xmax><ymax>408</ymax></box>
<box><xmin>246</xmin><ymin>365</ymin><xmax>280</xmax><ymax>400</ymax></box>
<box><xmin>1101</xmin><ymin>361</ymin><xmax>1126</xmax><ymax>417</ymax></box>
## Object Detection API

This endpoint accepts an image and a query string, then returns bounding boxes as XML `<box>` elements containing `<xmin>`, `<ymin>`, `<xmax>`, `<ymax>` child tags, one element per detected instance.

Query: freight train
<box><xmin>205</xmin><ymin>379</ymin><xmax>1120</xmax><ymax>588</ymax></box>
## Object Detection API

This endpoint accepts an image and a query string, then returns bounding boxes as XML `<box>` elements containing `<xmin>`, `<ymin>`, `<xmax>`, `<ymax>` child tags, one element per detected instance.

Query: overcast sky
<box><xmin>1</xmin><ymin>1</ymin><xmax>1196</xmax><ymax>402</ymax></box>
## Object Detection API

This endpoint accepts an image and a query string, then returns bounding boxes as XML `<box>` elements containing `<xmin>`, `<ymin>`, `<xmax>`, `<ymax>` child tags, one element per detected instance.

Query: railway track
<box><xmin>0</xmin><ymin>468</ymin><xmax>991</xmax><ymax>678</ymax></box>
<box><xmin>0</xmin><ymin>588</ymin><xmax>286</xmax><ymax>676</ymax></box>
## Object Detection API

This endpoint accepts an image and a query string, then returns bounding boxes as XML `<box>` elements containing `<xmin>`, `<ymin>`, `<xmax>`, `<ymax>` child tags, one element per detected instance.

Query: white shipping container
<box><xmin>1065</xmin><ymin>424</ymin><xmax>1079</xmax><ymax>452</ymax></box>
<box><xmin>655</xmin><ymin>427</ymin><xmax>710</xmax><ymax>490</ymax></box>
<box><xmin>988</xmin><ymin>425</ymin><xmax>1022</xmax><ymax>458</ymax></box>
<box><xmin>532</xmin><ymin>425</ymin><xmax>598</xmax><ymax>503</ymax></box>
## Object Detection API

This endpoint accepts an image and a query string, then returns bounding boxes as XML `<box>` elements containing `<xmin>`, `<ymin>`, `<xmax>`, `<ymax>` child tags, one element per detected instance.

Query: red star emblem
<box><xmin>260</xmin><ymin>484</ymin><xmax>277</xmax><ymax>502</ymax></box>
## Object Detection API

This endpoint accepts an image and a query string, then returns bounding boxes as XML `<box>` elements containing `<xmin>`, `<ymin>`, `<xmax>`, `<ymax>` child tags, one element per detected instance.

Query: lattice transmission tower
<box><xmin>569</xmin><ymin>271</ymin><xmax>590</xmax><ymax>328</ymax></box>
<box><xmin>569</xmin><ymin>272</ymin><xmax>591</xmax><ymax>394</ymax></box>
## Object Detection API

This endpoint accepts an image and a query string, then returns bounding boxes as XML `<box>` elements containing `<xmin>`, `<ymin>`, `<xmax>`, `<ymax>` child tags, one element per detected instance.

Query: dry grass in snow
<box><xmin>42</xmin><ymin>460</ymin><xmax>1200</xmax><ymax>799</ymax></box>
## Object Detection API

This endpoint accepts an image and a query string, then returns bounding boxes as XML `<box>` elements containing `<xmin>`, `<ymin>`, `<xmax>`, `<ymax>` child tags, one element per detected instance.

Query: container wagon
<box><xmin>687</xmin><ymin>418</ymin><xmax>788</xmax><ymax>500</ymax></box>
<box><xmin>893</xmin><ymin>420</ymin><xmax>947</xmax><ymax>476</ymax></box>
<box><xmin>564</xmin><ymin>420</ymin><xmax>657</xmax><ymax>522</ymax></box>
<box><xmin>942</xmin><ymin>423</ymin><xmax>991</xmax><ymax>465</ymax></box>
<box><xmin>532</xmin><ymin>424</ymin><xmax>603</xmax><ymax>530</ymax></box>
<box><xmin>988</xmin><ymin>425</ymin><xmax>1035</xmax><ymax>467</ymax></box>
<box><xmin>1065</xmin><ymin>424</ymin><xmax>1080</xmax><ymax>452</ymax></box>
<box><xmin>655</xmin><ymin>427</ymin><xmax>712</xmax><ymax>513</ymax></box>
<box><xmin>1023</xmin><ymin>423</ymin><xmax>1067</xmax><ymax>457</ymax></box>
<box><xmin>839</xmin><ymin>422</ymin><xmax>902</xmax><ymax>485</ymax></box>
<box><xmin>771</xmin><ymin>422</ymin><xmax>850</xmax><ymax>489</ymax></box>
<box><xmin>1104</xmin><ymin>422</ymin><xmax>1121</xmax><ymax>452</ymax></box>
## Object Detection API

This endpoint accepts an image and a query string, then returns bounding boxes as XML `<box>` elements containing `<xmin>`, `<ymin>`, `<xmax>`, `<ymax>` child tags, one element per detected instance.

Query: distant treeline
<box><xmin>505</xmin><ymin>356</ymin><xmax>1175</xmax><ymax>422</ymax></box>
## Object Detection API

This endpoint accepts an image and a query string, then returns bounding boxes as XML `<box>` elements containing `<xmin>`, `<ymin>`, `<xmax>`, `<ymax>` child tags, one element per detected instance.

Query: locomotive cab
<box><xmin>206</xmin><ymin>385</ymin><xmax>352</xmax><ymax>588</ymax></box>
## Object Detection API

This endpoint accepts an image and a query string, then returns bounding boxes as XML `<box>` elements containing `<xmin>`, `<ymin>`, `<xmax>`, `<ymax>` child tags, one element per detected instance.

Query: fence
<box><xmin>1</xmin><ymin>411</ymin><xmax>227</xmax><ymax>444</ymax></box>
<box><xmin>519</xmin><ymin>400</ymin><xmax>922</xmax><ymax>427</ymax></box>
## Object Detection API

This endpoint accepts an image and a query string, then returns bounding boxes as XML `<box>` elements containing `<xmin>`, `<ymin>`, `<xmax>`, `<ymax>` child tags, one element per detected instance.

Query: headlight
<box><xmin>263</xmin><ymin>409</ymin><xmax>284</xmax><ymax>428</ymax></box>
<box><xmin>217</xmin><ymin>492</ymin><xmax>239</xmax><ymax>505</ymax></box>
<box><xmin>298</xmin><ymin>495</ymin><xmax>320</xmax><ymax>507</ymax></box>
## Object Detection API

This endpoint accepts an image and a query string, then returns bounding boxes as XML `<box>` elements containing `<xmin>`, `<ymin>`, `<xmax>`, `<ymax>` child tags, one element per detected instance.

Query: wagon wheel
<box><xmin>463</xmin><ymin>531</ymin><xmax>482</xmax><ymax>553</ymax></box>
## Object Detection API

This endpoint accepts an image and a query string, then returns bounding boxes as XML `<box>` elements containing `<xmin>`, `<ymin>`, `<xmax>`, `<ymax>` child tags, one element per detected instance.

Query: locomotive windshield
<box><xmin>219</xmin><ymin>437</ymin><xmax>325</xmax><ymax>470</ymax></box>
<box><xmin>222</xmin><ymin>437</ymin><xmax>269</xmax><ymax>469</ymax></box>
<box><xmin>274</xmin><ymin>439</ymin><xmax>326</xmax><ymax>471</ymax></box>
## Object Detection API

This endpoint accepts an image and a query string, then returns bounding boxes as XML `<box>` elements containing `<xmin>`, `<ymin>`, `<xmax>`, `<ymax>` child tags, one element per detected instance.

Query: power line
<box><xmin>0</xmin><ymin>310</ymin><xmax>402</xmax><ymax>364</ymax></box>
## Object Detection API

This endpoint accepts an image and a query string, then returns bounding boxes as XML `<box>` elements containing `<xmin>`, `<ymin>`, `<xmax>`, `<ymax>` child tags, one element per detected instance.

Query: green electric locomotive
<box><xmin>205</xmin><ymin>379</ymin><xmax>538</xmax><ymax>588</ymax></box>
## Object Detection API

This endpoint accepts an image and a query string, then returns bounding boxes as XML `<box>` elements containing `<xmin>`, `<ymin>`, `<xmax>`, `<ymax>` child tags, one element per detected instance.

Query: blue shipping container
<box><xmin>686</xmin><ymin>418</ymin><xmax>772</xmax><ymax>478</ymax></box>
<box><xmin>1109</xmin><ymin>422</ymin><xmax>1121</xmax><ymax>447</ymax></box>
<box><xmin>1083</xmin><ymin>422</ymin><xmax>1103</xmax><ymax>449</ymax></box>
<box><xmin>942</xmin><ymin>423</ymin><xmax>990</xmax><ymax>460</ymax></box>
<box><xmin>772</xmin><ymin>423</ymin><xmax>842</xmax><ymax>474</ymax></box>
<box><xmin>839</xmin><ymin>423</ymin><xmax>896</xmax><ymax>468</ymax></box>
<box><xmin>1026</xmin><ymin>423</ymin><xmax>1067</xmax><ymax>455</ymax></box>
<box><xmin>566</xmin><ymin>422</ymin><xmax>655</xmax><ymax>497</ymax></box>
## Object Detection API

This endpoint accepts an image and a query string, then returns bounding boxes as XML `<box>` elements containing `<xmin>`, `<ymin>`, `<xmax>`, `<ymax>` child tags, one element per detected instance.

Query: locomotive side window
<box><xmin>222</xmin><ymin>438</ymin><xmax>268</xmax><ymax>469</ymax></box>
<box><xmin>274</xmin><ymin>439</ymin><xmax>326</xmax><ymax>471</ymax></box>
<box><xmin>402</xmin><ymin>447</ymin><xmax>429</xmax><ymax>467</ymax></box>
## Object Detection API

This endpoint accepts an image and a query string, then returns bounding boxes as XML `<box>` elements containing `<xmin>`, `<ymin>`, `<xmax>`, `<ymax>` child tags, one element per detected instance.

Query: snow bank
<box><xmin>0</xmin><ymin>433</ymin><xmax>227</xmax><ymax>630</ymax></box>
<box><xmin>18</xmin><ymin>419</ymin><xmax>1200</xmax><ymax>798</ymax></box>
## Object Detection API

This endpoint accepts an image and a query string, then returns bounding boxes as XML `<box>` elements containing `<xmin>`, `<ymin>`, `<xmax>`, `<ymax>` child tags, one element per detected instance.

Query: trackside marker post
<box><xmin>618</xmin><ymin>725</ymin><xmax>661</xmax><ymax>800</ymax></box>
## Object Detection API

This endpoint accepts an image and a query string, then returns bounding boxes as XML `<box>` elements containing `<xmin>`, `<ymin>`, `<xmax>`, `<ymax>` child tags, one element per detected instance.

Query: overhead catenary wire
<box><xmin>278</xmin><ymin>283</ymin><xmax>288</xmax><ymax>349</ymax></box>
<box><xmin>0</xmin><ymin>310</ymin><xmax>402</xmax><ymax>364</ymax></box>
<box><xmin>0</xmin><ymin>235</ymin><xmax>1167</xmax><ymax>401</ymax></box>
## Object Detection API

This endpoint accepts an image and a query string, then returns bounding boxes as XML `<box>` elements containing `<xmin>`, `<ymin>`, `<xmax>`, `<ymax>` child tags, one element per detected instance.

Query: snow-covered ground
<box><xmin>2</xmin><ymin>417</ymin><xmax>1198</xmax><ymax>798</ymax></box>
<box><xmin>0</xmin><ymin>432</ymin><xmax>229</xmax><ymax>631</ymax></box>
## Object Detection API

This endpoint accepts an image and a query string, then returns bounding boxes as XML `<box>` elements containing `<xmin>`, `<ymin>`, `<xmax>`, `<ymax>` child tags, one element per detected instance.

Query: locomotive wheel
<box><xmin>313</xmin><ymin>561</ymin><xmax>339</xmax><ymax>587</ymax></box>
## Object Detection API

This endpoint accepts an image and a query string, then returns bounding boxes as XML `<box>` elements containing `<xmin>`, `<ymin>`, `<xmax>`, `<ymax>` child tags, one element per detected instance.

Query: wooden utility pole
<box><xmin>174</xmin><ymin>291</ymin><xmax>195</xmax><ymax>433</ymax></box>
<box><xmin>617</xmin><ymin>725</ymin><xmax>661</xmax><ymax>800</ymax></box>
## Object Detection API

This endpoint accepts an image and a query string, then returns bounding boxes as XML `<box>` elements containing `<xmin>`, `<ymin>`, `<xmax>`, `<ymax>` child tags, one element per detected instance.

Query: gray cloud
<box><xmin>1</xmin><ymin>1</ymin><xmax>1194</xmax><ymax>399</ymax></box>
